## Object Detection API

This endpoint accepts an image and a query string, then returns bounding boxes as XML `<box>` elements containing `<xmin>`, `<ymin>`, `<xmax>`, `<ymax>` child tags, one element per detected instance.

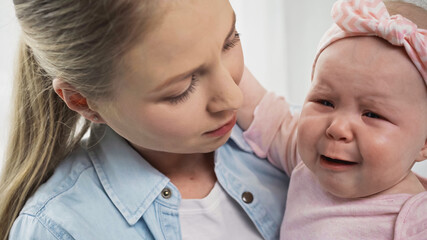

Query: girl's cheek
<box><xmin>143</xmin><ymin>106</ymin><xmax>204</xmax><ymax>136</ymax></box>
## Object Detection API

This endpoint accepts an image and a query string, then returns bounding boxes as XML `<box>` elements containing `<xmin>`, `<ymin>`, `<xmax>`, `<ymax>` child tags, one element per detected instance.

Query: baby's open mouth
<box><xmin>321</xmin><ymin>155</ymin><xmax>357</xmax><ymax>165</ymax></box>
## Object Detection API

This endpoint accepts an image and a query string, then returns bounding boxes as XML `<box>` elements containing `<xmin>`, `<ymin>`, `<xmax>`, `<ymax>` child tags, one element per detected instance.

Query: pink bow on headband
<box><xmin>313</xmin><ymin>0</ymin><xmax>427</xmax><ymax>82</ymax></box>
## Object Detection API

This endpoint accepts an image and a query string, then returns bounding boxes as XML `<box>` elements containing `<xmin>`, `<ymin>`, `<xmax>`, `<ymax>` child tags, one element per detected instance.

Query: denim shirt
<box><xmin>10</xmin><ymin>125</ymin><xmax>289</xmax><ymax>240</ymax></box>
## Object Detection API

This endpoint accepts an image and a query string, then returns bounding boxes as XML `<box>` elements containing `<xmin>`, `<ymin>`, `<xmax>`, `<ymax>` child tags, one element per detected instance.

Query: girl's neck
<box><xmin>132</xmin><ymin>145</ymin><xmax>217</xmax><ymax>199</ymax></box>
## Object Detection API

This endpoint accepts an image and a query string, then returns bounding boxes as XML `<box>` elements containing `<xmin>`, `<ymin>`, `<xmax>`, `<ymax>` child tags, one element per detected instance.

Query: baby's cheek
<box><xmin>358</xmin><ymin>134</ymin><xmax>401</xmax><ymax>174</ymax></box>
<box><xmin>298</xmin><ymin>111</ymin><xmax>321</xmax><ymax>136</ymax></box>
<box><xmin>297</xmin><ymin>118</ymin><xmax>316</xmax><ymax>154</ymax></box>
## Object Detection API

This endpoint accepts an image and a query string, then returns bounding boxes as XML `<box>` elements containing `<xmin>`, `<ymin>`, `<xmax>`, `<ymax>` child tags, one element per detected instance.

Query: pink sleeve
<box><xmin>394</xmin><ymin>191</ymin><xmax>427</xmax><ymax>240</ymax></box>
<box><xmin>242</xmin><ymin>92</ymin><xmax>300</xmax><ymax>176</ymax></box>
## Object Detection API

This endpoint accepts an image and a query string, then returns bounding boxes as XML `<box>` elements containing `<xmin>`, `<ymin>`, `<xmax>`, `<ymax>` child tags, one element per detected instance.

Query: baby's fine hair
<box><xmin>386</xmin><ymin>0</ymin><xmax>427</xmax><ymax>10</ymax></box>
<box><xmin>384</xmin><ymin>0</ymin><xmax>427</xmax><ymax>39</ymax></box>
<box><xmin>0</xmin><ymin>1</ymin><xmax>160</xmax><ymax>239</ymax></box>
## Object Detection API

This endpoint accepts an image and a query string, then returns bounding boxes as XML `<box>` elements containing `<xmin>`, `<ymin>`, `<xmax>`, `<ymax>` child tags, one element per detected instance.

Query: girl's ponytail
<box><xmin>0</xmin><ymin>1</ymin><xmax>157</xmax><ymax>238</ymax></box>
<box><xmin>0</xmin><ymin>38</ymin><xmax>90</xmax><ymax>240</ymax></box>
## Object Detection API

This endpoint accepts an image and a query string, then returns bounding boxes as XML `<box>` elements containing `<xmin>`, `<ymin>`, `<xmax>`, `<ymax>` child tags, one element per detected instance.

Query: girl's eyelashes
<box><xmin>166</xmin><ymin>75</ymin><xmax>199</xmax><ymax>105</ymax></box>
<box><xmin>166</xmin><ymin>31</ymin><xmax>240</xmax><ymax>105</ymax></box>
<box><xmin>223</xmin><ymin>31</ymin><xmax>240</xmax><ymax>51</ymax></box>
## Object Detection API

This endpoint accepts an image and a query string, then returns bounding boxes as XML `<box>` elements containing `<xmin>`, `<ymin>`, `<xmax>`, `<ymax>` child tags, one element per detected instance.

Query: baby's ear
<box><xmin>415</xmin><ymin>139</ymin><xmax>427</xmax><ymax>162</ymax></box>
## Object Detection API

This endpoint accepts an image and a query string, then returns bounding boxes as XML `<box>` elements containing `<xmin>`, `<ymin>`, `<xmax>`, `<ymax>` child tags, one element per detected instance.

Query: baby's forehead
<box><xmin>320</xmin><ymin>37</ymin><xmax>414</xmax><ymax>75</ymax></box>
<box><xmin>316</xmin><ymin>36</ymin><xmax>426</xmax><ymax>99</ymax></box>
<box><xmin>340</xmin><ymin>37</ymin><xmax>405</xmax><ymax>61</ymax></box>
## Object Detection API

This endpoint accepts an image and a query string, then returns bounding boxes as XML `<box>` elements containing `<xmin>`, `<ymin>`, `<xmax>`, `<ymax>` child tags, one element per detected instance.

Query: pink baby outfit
<box><xmin>243</xmin><ymin>93</ymin><xmax>427</xmax><ymax>240</ymax></box>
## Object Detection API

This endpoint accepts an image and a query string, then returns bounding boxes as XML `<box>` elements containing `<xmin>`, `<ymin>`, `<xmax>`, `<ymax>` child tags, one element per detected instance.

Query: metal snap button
<box><xmin>161</xmin><ymin>188</ymin><xmax>172</xmax><ymax>199</ymax></box>
<box><xmin>242</xmin><ymin>192</ymin><xmax>254</xmax><ymax>204</ymax></box>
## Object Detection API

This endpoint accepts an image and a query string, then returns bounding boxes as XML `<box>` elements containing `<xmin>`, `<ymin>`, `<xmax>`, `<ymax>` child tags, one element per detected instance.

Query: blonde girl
<box><xmin>0</xmin><ymin>0</ymin><xmax>289</xmax><ymax>239</ymax></box>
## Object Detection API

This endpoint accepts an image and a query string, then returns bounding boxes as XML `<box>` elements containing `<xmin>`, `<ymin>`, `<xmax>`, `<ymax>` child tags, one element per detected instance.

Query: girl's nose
<box><xmin>206</xmin><ymin>66</ymin><xmax>243</xmax><ymax>113</ymax></box>
<box><xmin>325</xmin><ymin>116</ymin><xmax>354</xmax><ymax>143</ymax></box>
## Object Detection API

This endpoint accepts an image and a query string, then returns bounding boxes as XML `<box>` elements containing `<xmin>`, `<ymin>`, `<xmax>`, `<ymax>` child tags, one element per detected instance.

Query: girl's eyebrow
<box><xmin>155</xmin><ymin>11</ymin><xmax>237</xmax><ymax>91</ymax></box>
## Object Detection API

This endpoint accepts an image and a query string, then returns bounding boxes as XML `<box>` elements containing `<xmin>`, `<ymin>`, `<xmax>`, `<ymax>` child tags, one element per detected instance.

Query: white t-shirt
<box><xmin>179</xmin><ymin>182</ymin><xmax>263</xmax><ymax>240</ymax></box>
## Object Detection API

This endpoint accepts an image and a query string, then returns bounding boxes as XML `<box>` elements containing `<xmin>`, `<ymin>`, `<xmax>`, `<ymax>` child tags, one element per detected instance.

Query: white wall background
<box><xmin>0</xmin><ymin>0</ymin><xmax>19</xmax><ymax>171</ymax></box>
<box><xmin>0</xmin><ymin>0</ymin><xmax>426</xmax><ymax>176</ymax></box>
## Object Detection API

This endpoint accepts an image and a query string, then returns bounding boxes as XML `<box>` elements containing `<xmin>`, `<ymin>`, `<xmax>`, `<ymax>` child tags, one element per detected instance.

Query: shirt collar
<box><xmin>86</xmin><ymin>125</ymin><xmax>170</xmax><ymax>225</ymax></box>
<box><xmin>85</xmin><ymin>125</ymin><xmax>251</xmax><ymax>225</ymax></box>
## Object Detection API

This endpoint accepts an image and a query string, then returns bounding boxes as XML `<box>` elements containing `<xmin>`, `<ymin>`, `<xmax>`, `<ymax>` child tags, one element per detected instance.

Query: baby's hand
<box><xmin>237</xmin><ymin>67</ymin><xmax>267</xmax><ymax>130</ymax></box>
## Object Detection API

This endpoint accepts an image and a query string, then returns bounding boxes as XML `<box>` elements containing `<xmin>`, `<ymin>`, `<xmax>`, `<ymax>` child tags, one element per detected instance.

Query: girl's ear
<box><xmin>415</xmin><ymin>139</ymin><xmax>427</xmax><ymax>162</ymax></box>
<box><xmin>52</xmin><ymin>78</ymin><xmax>105</xmax><ymax>123</ymax></box>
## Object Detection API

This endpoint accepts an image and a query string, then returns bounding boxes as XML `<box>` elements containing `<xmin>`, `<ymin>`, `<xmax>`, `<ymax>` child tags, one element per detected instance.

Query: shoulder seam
<box><xmin>35</xmin><ymin>214</ymin><xmax>62</xmax><ymax>240</ymax></box>
<box><xmin>17</xmin><ymin>213</ymin><xmax>66</xmax><ymax>240</ymax></box>
<box><xmin>32</xmin><ymin>164</ymin><xmax>93</xmax><ymax>216</ymax></box>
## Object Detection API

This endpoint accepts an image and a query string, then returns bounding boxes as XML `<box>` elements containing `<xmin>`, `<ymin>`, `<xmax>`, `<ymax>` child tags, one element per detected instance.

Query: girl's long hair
<box><xmin>0</xmin><ymin>1</ymin><xmax>157</xmax><ymax>239</ymax></box>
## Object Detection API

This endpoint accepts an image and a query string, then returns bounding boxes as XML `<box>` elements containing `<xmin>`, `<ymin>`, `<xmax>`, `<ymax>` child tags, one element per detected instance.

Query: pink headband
<box><xmin>312</xmin><ymin>0</ymin><xmax>427</xmax><ymax>84</ymax></box>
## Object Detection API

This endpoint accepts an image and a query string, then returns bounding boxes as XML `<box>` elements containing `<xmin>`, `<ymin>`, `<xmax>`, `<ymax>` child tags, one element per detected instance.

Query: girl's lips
<box><xmin>205</xmin><ymin>114</ymin><xmax>237</xmax><ymax>137</ymax></box>
<box><xmin>319</xmin><ymin>155</ymin><xmax>358</xmax><ymax>171</ymax></box>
